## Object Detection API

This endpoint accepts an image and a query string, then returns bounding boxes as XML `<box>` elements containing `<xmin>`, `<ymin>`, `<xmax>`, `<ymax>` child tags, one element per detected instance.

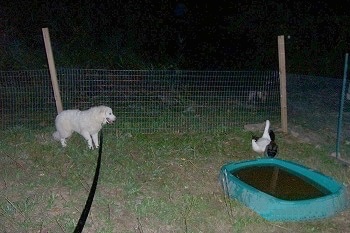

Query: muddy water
<box><xmin>232</xmin><ymin>166</ymin><xmax>331</xmax><ymax>200</ymax></box>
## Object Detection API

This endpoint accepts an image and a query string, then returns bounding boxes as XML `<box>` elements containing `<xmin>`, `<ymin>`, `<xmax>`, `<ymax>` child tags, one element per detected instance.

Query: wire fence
<box><xmin>2</xmin><ymin>69</ymin><xmax>348</xmax><ymax>163</ymax></box>
<box><xmin>0</xmin><ymin>69</ymin><xmax>280</xmax><ymax>133</ymax></box>
<box><xmin>287</xmin><ymin>74</ymin><xmax>349</xmax><ymax>161</ymax></box>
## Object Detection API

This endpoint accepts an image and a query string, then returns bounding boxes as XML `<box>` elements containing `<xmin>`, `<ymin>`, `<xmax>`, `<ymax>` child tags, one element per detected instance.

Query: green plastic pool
<box><xmin>220</xmin><ymin>158</ymin><xmax>348</xmax><ymax>221</ymax></box>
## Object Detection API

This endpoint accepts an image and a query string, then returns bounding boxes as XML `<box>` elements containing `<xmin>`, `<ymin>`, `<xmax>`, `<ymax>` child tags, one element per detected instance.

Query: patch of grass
<box><xmin>0</xmin><ymin>126</ymin><xmax>350</xmax><ymax>232</ymax></box>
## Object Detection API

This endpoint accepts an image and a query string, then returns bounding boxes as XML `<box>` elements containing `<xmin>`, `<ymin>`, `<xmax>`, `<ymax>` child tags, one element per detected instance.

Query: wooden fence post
<box><xmin>42</xmin><ymin>27</ymin><xmax>63</xmax><ymax>114</ymax></box>
<box><xmin>278</xmin><ymin>35</ymin><xmax>288</xmax><ymax>133</ymax></box>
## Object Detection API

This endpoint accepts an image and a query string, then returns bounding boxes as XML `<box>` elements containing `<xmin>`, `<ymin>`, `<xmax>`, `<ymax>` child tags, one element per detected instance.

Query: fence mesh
<box><xmin>287</xmin><ymin>74</ymin><xmax>348</xmax><ymax>161</ymax></box>
<box><xmin>0</xmin><ymin>69</ymin><xmax>280</xmax><ymax>133</ymax></box>
<box><xmin>0</xmin><ymin>69</ymin><xmax>54</xmax><ymax>128</ymax></box>
<box><xmin>2</xmin><ymin>70</ymin><xmax>348</xmax><ymax>162</ymax></box>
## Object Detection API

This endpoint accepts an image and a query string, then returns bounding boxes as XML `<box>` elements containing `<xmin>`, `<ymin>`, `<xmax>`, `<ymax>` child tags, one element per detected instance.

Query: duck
<box><xmin>251</xmin><ymin>120</ymin><xmax>278</xmax><ymax>157</ymax></box>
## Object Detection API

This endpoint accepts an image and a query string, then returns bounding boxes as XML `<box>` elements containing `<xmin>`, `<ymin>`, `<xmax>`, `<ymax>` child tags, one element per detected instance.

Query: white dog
<box><xmin>53</xmin><ymin>106</ymin><xmax>116</xmax><ymax>149</ymax></box>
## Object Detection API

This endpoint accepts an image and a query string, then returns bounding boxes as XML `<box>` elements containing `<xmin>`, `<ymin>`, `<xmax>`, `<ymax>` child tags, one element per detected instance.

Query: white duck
<box><xmin>251</xmin><ymin>120</ymin><xmax>272</xmax><ymax>154</ymax></box>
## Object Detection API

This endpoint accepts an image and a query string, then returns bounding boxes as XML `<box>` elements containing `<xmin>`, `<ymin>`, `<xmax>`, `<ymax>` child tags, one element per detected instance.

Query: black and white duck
<box><xmin>251</xmin><ymin>120</ymin><xmax>278</xmax><ymax>157</ymax></box>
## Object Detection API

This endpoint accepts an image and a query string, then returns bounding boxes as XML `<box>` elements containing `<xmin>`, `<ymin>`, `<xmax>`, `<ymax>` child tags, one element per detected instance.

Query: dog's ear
<box><xmin>99</xmin><ymin>107</ymin><xmax>107</xmax><ymax>115</ymax></box>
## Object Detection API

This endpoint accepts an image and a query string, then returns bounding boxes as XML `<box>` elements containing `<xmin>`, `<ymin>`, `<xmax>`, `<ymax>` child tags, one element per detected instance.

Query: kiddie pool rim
<box><xmin>219</xmin><ymin>158</ymin><xmax>348</xmax><ymax>222</ymax></box>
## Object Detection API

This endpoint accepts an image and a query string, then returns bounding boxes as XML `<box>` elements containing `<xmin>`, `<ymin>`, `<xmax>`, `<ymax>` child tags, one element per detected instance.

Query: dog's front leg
<box><xmin>81</xmin><ymin>131</ymin><xmax>94</xmax><ymax>149</ymax></box>
<box><xmin>91</xmin><ymin>133</ymin><xmax>99</xmax><ymax>149</ymax></box>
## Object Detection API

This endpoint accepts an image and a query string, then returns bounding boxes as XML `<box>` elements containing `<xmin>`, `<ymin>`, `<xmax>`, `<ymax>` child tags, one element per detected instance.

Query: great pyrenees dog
<box><xmin>53</xmin><ymin>106</ymin><xmax>116</xmax><ymax>149</ymax></box>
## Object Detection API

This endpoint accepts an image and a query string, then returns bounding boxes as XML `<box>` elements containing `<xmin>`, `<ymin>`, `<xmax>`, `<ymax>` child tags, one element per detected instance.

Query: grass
<box><xmin>0</xmin><ymin>126</ymin><xmax>350</xmax><ymax>232</ymax></box>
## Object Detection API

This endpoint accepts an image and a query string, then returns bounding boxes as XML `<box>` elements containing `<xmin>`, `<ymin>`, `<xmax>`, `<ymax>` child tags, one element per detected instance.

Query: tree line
<box><xmin>0</xmin><ymin>1</ymin><xmax>348</xmax><ymax>76</ymax></box>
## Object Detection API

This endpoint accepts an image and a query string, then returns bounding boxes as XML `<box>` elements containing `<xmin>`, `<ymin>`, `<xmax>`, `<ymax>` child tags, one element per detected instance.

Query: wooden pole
<box><xmin>278</xmin><ymin>35</ymin><xmax>288</xmax><ymax>133</ymax></box>
<box><xmin>42</xmin><ymin>27</ymin><xmax>63</xmax><ymax>114</ymax></box>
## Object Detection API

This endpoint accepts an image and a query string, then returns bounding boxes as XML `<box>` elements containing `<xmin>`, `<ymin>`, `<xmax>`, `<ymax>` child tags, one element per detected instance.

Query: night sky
<box><xmin>1</xmin><ymin>0</ymin><xmax>349</xmax><ymax>76</ymax></box>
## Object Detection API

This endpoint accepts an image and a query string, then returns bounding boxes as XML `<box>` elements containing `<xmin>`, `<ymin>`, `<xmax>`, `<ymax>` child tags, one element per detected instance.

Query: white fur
<box><xmin>53</xmin><ymin>106</ymin><xmax>116</xmax><ymax>149</ymax></box>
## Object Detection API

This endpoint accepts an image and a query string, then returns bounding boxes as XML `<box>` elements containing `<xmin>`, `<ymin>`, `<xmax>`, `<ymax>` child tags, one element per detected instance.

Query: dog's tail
<box><xmin>52</xmin><ymin>131</ymin><xmax>61</xmax><ymax>141</ymax></box>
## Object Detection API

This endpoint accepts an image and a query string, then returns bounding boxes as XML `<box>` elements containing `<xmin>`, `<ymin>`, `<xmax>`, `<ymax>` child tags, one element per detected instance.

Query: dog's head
<box><xmin>100</xmin><ymin>106</ymin><xmax>116</xmax><ymax>125</ymax></box>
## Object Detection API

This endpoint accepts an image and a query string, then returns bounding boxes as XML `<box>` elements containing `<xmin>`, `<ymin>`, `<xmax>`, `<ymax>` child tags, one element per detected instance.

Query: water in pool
<box><xmin>232</xmin><ymin>165</ymin><xmax>331</xmax><ymax>200</ymax></box>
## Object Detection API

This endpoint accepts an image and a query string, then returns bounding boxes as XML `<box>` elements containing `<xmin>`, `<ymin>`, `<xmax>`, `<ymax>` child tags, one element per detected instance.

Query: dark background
<box><xmin>1</xmin><ymin>0</ymin><xmax>349</xmax><ymax>76</ymax></box>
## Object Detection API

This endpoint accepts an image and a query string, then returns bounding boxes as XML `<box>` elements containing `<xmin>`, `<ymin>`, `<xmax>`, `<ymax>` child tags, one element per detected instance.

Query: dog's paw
<box><xmin>60</xmin><ymin>139</ymin><xmax>67</xmax><ymax>147</ymax></box>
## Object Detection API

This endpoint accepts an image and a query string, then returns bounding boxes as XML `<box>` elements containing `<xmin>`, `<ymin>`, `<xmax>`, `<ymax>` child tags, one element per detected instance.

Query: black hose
<box><xmin>74</xmin><ymin>131</ymin><xmax>103</xmax><ymax>233</ymax></box>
